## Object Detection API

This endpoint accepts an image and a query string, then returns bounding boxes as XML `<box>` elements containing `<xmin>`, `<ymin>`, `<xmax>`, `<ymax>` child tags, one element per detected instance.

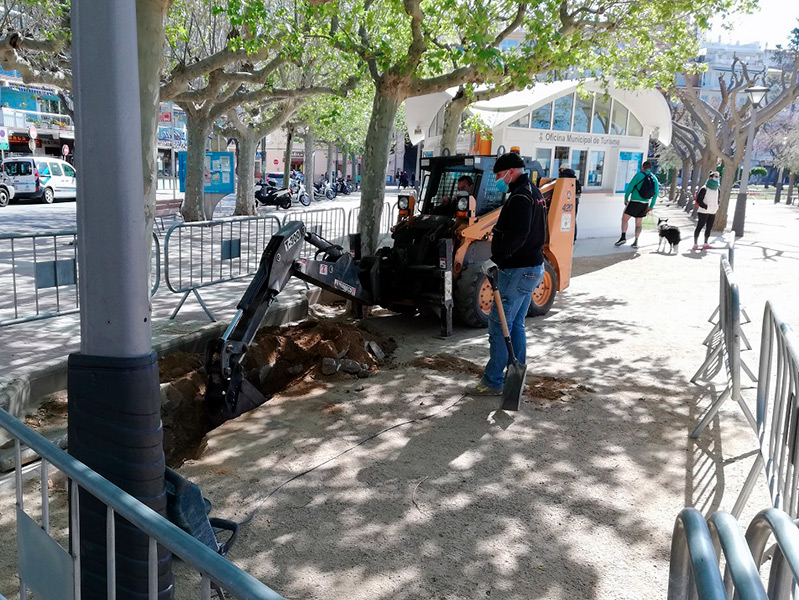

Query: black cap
<box><xmin>493</xmin><ymin>152</ymin><xmax>525</xmax><ymax>173</ymax></box>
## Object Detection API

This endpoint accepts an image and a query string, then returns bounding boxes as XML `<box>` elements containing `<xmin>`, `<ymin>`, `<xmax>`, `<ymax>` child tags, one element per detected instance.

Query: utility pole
<box><xmin>69</xmin><ymin>2</ymin><xmax>172</xmax><ymax>597</ymax></box>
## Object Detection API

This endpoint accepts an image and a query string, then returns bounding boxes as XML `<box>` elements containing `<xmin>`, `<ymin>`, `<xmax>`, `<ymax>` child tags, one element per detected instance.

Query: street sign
<box><xmin>28</xmin><ymin>126</ymin><xmax>37</xmax><ymax>140</ymax></box>
<box><xmin>273</xmin><ymin>159</ymin><xmax>279</xmax><ymax>165</ymax></box>
<box><xmin>0</xmin><ymin>128</ymin><xmax>8</xmax><ymax>151</ymax></box>
<box><xmin>62</xmin><ymin>144</ymin><xmax>69</xmax><ymax>156</ymax></box>
<box><xmin>28</xmin><ymin>139</ymin><xmax>36</xmax><ymax>152</ymax></box>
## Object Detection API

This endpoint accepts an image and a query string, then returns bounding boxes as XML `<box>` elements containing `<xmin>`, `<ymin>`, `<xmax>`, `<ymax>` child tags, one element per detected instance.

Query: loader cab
<box><xmin>418</xmin><ymin>154</ymin><xmax>540</xmax><ymax>218</ymax></box>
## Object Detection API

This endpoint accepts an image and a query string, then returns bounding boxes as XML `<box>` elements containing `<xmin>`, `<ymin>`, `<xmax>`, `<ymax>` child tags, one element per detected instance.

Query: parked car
<box><xmin>0</xmin><ymin>175</ymin><xmax>14</xmax><ymax>207</ymax></box>
<box><xmin>1</xmin><ymin>157</ymin><xmax>77</xmax><ymax>203</ymax></box>
<box><xmin>264</xmin><ymin>172</ymin><xmax>285</xmax><ymax>188</ymax></box>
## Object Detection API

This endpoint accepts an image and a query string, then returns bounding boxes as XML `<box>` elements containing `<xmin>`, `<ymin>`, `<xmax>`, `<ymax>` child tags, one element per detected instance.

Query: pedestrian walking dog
<box><xmin>657</xmin><ymin>218</ymin><xmax>681</xmax><ymax>254</ymax></box>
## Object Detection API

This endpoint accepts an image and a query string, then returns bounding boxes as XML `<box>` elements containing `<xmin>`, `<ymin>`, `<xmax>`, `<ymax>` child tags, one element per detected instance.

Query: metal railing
<box><xmin>346</xmin><ymin>202</ymin><xmax>395</xmax><ymax>237</ymax></box>
<box><xmin>283</xmin><ymin>207</ymin><xmax>347</xmax><ymax>258</ymax></box>
<box><xmin>0</xmin><ymin>107</ymin><xmax>74</xmax><ymax>131</ymax></box>
<box><xmin>0</xmin><ymin>231</ymin><xmax>162</xmax><ymax>328</ymax></box>
<box><xmin>0</xmin><ymin>407</ymin><xmax>284</xmax><ymax>599</ymax></box>
<box><xmin>690</xmin><ymin>255</ymin><xmax>757</xmax><ymax>439</ymax></box>
<box><xmin>163</xmin><ymin>214</ymin><xmax>281</xmax><ymax>321</ymax></box>
<box><xmin>732</xmin><ymin>301</ymin><xmax>799</xmax><ymax>519</ymax></box>
<box><xmin>0</xmin><ymin>230</ymin><xmax>80</xmax><ymax>327</ymax></box>
<box><xmin>668</xmin><ymin>507</ymin><xmax>799</xmax><ymax>599</ymax></box>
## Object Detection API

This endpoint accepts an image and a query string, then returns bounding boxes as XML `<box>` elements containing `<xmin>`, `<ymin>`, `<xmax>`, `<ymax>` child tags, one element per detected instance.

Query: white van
<box><xmin>1</xmin><ymin>157</ymin><xmax>77</xmax><ymax>203</ymax></box>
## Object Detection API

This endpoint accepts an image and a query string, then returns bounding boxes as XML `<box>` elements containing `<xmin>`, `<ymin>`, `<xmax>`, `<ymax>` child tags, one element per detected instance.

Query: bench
<box><xmin>155</xmin><ymin>198</ymin><xmax>183</xmax><ymax>231</ymax></box>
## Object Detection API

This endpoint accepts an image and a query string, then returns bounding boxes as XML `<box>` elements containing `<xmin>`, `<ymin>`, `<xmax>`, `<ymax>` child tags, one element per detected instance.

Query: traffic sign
<box><xmin>28</xmin><ymin>139</ymin><xmax>36</xmax><ymax>152</ymax></box>
<box><xmin>0</xmin><ymin>127</ymin><xmax>8</xmax><ymax>151</ymax></box>
<box><xmin>28</xmin><ymin>126</ymin><xmax>37</xmax><ymax>140</ymax></box>
<box><xmin>273</xmin><ymin>159</ymin><xmax>279</xmax><ymax>165</ymax></box>
<box><xmin>62</xmin><ymin>144</ymin><xmax>69</xmax><ymax>157</ymax></box>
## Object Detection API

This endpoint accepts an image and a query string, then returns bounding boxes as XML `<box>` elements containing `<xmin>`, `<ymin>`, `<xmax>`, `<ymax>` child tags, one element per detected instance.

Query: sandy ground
<box><xmin>1</xmin><ymin>196</ymin><xmax>798</xmax><ymax>598</ymax></box>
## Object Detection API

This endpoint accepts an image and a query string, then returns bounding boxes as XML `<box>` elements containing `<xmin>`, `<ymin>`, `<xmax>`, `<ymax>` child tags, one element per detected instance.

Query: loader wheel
<box><xmin>454</xmin><ymin>267</ymin><xmax>492</xmax><ymax>328</ymax></box>
<box><xmin>527</xmin><ymin>260</ymin><xmax>557</xmax><ymax>317</ymax></box>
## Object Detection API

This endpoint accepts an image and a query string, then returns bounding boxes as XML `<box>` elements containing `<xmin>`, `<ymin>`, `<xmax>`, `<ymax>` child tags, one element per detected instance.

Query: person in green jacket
<box><xmin>615</xmin><ymin>160</ymin><xmax>659</xmax><ymax>249</ymax></box>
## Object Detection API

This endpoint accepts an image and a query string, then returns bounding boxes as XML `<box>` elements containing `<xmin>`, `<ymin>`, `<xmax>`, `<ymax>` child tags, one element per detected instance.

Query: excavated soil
<box><xmin>159</xmin><ymin>317</ymin><xmax>396</xmax><ymax>466</ymax></box>
<box><xmin>409</xmin><ymin>352</ymin><xmax>595</xmax><ymax>407</ymax></box>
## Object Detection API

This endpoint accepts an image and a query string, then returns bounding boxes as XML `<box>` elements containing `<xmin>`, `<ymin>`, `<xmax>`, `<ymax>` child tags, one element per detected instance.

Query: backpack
<box><xmin>636</xmin><ymin>173</ymin><xmax>656</xmax><ymax>200</ymax></box>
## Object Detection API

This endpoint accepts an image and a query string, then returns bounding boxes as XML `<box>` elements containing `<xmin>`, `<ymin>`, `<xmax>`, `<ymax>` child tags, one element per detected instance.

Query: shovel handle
<box><xmin>486</xmin><ymin>270</ymin><xmax>514</xmax><ymax>354</ymax></box>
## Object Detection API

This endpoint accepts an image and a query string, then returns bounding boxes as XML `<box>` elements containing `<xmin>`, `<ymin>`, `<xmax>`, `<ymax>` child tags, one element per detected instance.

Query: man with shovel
<box><xmin>467</xmin><ymin>152</ymin><xmax>547</xmax><ymax>404</ymax></box>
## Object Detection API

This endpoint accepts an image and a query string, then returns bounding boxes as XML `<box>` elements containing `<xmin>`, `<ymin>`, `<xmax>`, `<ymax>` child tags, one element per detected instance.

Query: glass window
<box><xmin>553</xmin><ymin>146</ymin><xmax>570</xmax><ymax>174</ymax></box>
<box><xmin>530</xmin><ymin>103</ymin><xmax>552</xmax><ymax>129</ymax></box>
<box><xmin>552</xmin><ymin>94</ymin><xmax>573</xmax><ymax>131</ymax></box>
<box><xmin>63</xmin><ymin>164</ymin><xmax>75</xmax><ymax>177</ymax></box>
<box><xmin>586</xmin><ymin>150</ymin><xmax>605</xmax><ymax>187</ymax></box>
<box><xmin>610</xmin><ymin>101</ymin><xmax>628</xmax><ymax>136</ymax></box>
<box><xmin>49</xmin><ymin>163</ymin><xmax>63</xmax><ymax>176</ymax></box>
<box><xmin>571</xmin><ymin>150</ymin><xmax>588</xmax><ymax>186</ymax></box>
<box><xmin>535</xmin><ymin>148</ymin><xmax>551</xmax><ymax>178</ymax></box>
<box><xmin>572</xmin><ymin>94</ymin><xmax>592</xmax><ymax>132</ymax></box>
<box><xmin>628</xmin><ymin>112</ymin><xmax>644</xmax><ymax>137</ymax></box>
<box><xmin>509</xmin><ymin>113</ymin><xmax>529</xmax><ymax>128</ymax></box>
<box><xmin>4</xmin><ymin>161</ymin><xmax>32</xmax><ymax>176</ymax></box>
<box><xmin>592</xmin><ymin>94</ymin><xmax>611</xmax><ymax>134</ymax></box>
<box><xmin>38</xmin><ymin>162</ymin><xmax>50</xmax><ymax>176</ymax></box>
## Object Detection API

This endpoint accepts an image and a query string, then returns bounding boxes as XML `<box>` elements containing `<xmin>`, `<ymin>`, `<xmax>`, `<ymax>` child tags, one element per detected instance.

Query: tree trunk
<box><xmin>788</xmin><ymin>171</ymin><xmax>796</xmax><ymax>206</ymax></box>
<box><xmin>283</xmin><ymin>124</ymin><xmax>294</xmax><ymax>185</ymax></box>
<box><xmin>668</xmin><ymin>169</ymin><xmax>678</xmax><ymax>204</ymax></box>
<box><xmin>690</xmin><ymin>160</ymin><xmax>703</xmax><ymax>201</ymax></box>
<box><xmin>440</xmin><ymin>93</ymin><xmax>470</xmax><ymax>153</ymax></box>
<box><xmin>359</xmin><ymin>88</ymin><xmax>401</xmax><ymax>254</ymax></box>
<box><xmin>774</xmin><ymin>167</ymin><xmax>785</xmax><ymax>203</ymax></box>
<box><xmin>326</xmin><ymin>142</ymin><xmax>334</xmax><ymax>181</ymax></box>
<box><xmin>235</xmin><ymin>132</ymin><xmax>257</xmax><ymax>216</ymax></box>
<box><xmin>351</xmin><ymin>150</ymin><xmax>357</xmax><ymax>186</ymax></box>
<box><xmin>678</xmin><ymin>160</ymin><xmax>691</xmax><ymax>207</ymax></box>
<box><xmin>182</xmin><ymin>111</ymin><xmax>210</xmax><ymax>221</ymax></box>
<box><xmin>136</xmin><ymin>0</ymin><xmax>169</xmax><ymax>256</ymax></box>
<box><xmin>714</xmin><ymin>157</ymin><xmax>736</xmax><ymax>232</ymax></box>
<box><xmin>304</xmin><ymin>127</ymin><xmax>315</xmax><ymax>183</ymax></box>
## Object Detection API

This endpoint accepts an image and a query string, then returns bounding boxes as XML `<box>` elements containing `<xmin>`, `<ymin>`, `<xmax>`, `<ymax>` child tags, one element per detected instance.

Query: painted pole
<box><xmin>69</xmin><ymin>1</ymin><xmax>173</xmax><ymax>596</ymax></box>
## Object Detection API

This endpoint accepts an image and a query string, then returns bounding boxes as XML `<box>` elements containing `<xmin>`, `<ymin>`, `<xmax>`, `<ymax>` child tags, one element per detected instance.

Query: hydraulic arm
<box><xmin>204</xmin><ymin>221</ymin><xmax>375</xmax><ymax>425</ymax></box>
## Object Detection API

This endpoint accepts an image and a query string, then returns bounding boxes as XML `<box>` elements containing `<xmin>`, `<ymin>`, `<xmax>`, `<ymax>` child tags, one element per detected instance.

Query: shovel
<box><xmin>487</xmin><ymin>270</ymin><xmax>526</xmax><ymax>411</ymax></box>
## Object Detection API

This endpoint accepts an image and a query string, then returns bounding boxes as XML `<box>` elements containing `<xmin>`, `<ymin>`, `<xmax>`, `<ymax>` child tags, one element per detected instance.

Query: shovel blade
<box><xmin>501</xmin><ymin>361</ymin><xmax>527</xmax><ymax>411</ymax></box>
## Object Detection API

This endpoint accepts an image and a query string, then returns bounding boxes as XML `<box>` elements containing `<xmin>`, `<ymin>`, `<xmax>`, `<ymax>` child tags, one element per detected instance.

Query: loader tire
<box><xmin>527</xmin><ymin>260</ymin><xmax>557</xmax><ymax>317</ymax></box>
<box><xmin>454</xmin><ymin>266</ymin><xmax>492</xmax><ymax>328</ymax></box>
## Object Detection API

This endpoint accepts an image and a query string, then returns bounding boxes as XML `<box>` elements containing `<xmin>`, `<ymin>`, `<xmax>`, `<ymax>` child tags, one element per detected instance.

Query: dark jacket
<box><xmin>559</xmin><ymin>168</ymin><xmax>582</xmax><ymax>196</ymax></box>
<box><xmin>491</xmin><ymin>173</ymin><xmax>547</xmax><ymax>269</ymax></box>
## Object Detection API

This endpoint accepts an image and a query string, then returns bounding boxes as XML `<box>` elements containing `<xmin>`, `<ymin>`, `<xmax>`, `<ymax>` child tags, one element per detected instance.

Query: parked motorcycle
<box><xmin>313</xmin><ymin>179</ymin><xmax>336</xmax><ymax>200</ymax></box>
<box><xmin>255</xmin><ymin>180</ymin><xmax>292</xmax><ymax>209</ymax></box>
<box><xmin>290</xmin><ymin>180</ymin><xmax>311</xmax><ymax>206</ymax></box>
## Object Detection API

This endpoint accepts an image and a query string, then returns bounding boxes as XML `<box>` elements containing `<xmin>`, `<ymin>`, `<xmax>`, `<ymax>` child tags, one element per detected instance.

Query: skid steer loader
<box><xmin>204</xmin><ymin>152</ymin><xmax>575</xmax><ymax>424</ymax></box>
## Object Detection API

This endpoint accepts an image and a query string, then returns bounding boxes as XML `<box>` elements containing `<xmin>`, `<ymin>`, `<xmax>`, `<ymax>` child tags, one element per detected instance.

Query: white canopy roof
<box><xmin>405</xmin><ymin>79</ymin><xmax>672</xmax><ymax>146</ymax></box>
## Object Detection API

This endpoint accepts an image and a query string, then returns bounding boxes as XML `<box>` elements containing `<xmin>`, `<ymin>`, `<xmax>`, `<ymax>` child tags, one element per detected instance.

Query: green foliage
<box><xmin>462</xmin><ymin>114</ymin><xmax>491</xmax><ymax>140</ymax></box>
<box><xmin>300</xmin><ymin>83</ymin><xmax>373</xmax><ymax>151</ymax></box>
<box><xmin>749</xmin><ymin>166</ymin><xmax>768</xmax><ymax>177</ymax></box>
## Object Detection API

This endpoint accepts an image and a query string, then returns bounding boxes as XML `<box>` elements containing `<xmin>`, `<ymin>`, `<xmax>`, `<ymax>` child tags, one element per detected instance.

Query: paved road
<box><xmin>0</xmin><ymin>187</ymin><xmax>409</xmax><ymax>235</ymax></box>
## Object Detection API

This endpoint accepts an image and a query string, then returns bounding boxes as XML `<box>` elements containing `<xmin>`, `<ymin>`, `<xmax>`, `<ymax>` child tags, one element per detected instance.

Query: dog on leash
<box><xmin>657</xmin><ymin>218</ymin><xmax>681</xmax><ymax>254</ymax></box>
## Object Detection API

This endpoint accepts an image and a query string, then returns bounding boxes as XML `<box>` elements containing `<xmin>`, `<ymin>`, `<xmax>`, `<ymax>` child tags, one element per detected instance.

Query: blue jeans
<box><xmin>482</xmin><ymin>264</ymin><xmax>545</xmax><ymax>389</ymax></box>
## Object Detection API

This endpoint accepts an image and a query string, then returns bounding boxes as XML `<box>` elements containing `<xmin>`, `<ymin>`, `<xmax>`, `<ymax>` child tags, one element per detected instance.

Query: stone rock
<box><xmin>321</xmin><ymin>357</ymin><xmax>340</xmax><ymax>376</ymax></box>
<box><xmin>286</xmin><ymin>363</ymin><xmax>304</xmax><ymax>376</ymax></box>
<box><xmin>356</xmin><ymin>369</ymin><xmax>371</xmax><ymax>379</ymax></box>
<box><xmin>365</xmin><ymin>341</ymin><xmax>385</xmax><ymax>361</ymax></box>
<box><xmin>336</xmin><ymin>344</ymin><xmax>351</xmax><ymax>359</ymax></box>
<box><xmin>341</xmin><ymin>359</ymin><xmax>362</xmax><ymax>374</ymax></box>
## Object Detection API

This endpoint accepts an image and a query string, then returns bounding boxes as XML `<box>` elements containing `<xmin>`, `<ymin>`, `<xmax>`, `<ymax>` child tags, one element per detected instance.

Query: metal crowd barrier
<box><xmin>691</xmin><ymin>255</ymin><xmax>757</xmax><ymax>439</ymax></box>
<box><xmin>282</xmin><ymin>207</ymin><xmax>346</xmax><ymax>258</ymax></box>
<box><xmin>0</xmin><ymin>230</ymin><xmax>80</xmax><ymax>327</ymax></box>
<box><xmin>0</xmin><ymin>231</ymin><xmax>162</xmax><ymax>328</ymax></box>
<box><xmin>163</xmin><ymin>214</ymin><xmax>281</xmax><ymax>321</ymax></box>
<box><xmin>732</xmin><ymin>301</ymin><xmax>799</xmax><ymax>520</ymax></box>
<box><xmin>346</xmin><ymin>202</ymin><xmax>394</xmax><ymax>237</ymax></box>
<box><xmin>668</xmin><ymin>507</ymin><xmax>799</xmax><ymax>599</ymax></box>
<box><xmin>0</xmin><ymin>407</ymin><xmax>283</xmax><ymax>599</ymax></box>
